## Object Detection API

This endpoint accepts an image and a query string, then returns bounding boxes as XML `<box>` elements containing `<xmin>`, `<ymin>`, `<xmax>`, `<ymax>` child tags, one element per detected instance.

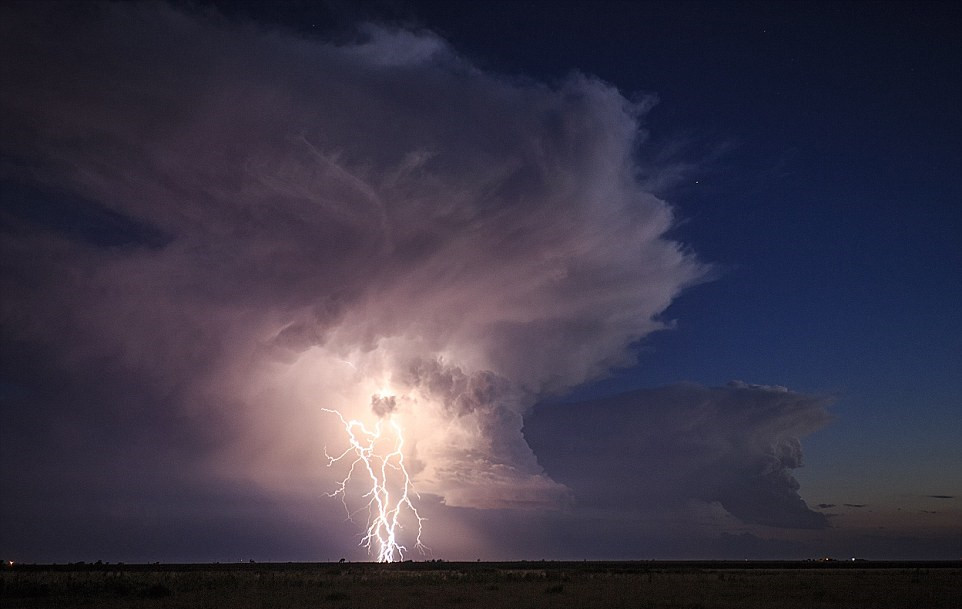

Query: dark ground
<box><xmin>2</xmin><ymin>560</ymin><xmax>959</xmax><ymax>608</ymax></box>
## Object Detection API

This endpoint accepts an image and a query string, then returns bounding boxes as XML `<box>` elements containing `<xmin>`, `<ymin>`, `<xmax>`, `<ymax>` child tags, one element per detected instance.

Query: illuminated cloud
<box><xmin>0</xmin><ymin>0</ymin><xmax>703</xmax><ymax>520</ymax></box>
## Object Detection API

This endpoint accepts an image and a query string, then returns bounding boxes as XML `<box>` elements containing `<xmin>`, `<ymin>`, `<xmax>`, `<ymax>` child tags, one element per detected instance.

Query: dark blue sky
<box><xmin>1</xmin><ymin>0</ymin><xmax>959</xmax><ymax>561</ymax></box>
<box><xmin>220</xmin><ymin>1</ymin><xmax>962</xmax><ymax>396</ymax></box>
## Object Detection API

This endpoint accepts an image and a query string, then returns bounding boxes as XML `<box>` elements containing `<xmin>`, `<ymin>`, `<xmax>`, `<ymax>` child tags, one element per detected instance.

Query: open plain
<box><xmin>1</xmin><ymin>560</ymin><xmax>958</xmax><ymax>609</ymax></box>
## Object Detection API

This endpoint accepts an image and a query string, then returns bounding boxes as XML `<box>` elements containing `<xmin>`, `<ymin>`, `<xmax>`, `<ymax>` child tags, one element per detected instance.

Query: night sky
<box><xmin>1</xmin><ymin>1</ymin><xmax>959</xmax><ymax>563</ymax></box>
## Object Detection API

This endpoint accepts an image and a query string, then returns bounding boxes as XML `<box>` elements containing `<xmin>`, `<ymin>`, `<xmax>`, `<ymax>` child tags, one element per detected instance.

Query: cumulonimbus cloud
<box><xmin>525</xmin><ymin>382</ymin><xmax>833</xmax><ymax>529</ymax></box>
<box><xmin>1</xmin><ymin>1</ymin><xmax>707</xmax><ymax>514</ymax></box>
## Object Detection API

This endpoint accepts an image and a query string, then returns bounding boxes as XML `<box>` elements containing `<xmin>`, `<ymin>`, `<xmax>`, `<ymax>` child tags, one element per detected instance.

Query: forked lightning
<box><xmin>322</xmin><ymin>405</ymin><xmax>425</xmax><ymax>562</ymax></box>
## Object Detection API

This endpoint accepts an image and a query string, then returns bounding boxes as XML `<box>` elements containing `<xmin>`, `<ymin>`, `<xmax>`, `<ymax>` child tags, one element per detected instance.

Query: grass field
<box><xmin>2</xmin><ymin>561</ymin><xmax>958</xmax><ymax>608</ymax></box>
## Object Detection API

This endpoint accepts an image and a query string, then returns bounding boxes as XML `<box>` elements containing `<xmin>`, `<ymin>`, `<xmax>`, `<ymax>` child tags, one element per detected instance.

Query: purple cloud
<box><xmin>1</xmin><ymin>0</ymin><xmax>703</xmax><ymax>527</ymax></box>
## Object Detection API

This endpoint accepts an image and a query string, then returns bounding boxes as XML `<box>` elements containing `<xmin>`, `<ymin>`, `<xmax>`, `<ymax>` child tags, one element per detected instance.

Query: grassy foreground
<box><xmin>2</xmin><ymin>561</ymin><xmax>958</xmax><ymax>608</ymax></box>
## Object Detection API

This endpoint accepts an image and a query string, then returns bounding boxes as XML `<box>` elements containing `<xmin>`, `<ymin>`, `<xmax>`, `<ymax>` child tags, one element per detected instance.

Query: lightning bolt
<box><xmin>322</xmin><ymin>404</ymin><xmax>426</xmax><ymax>562</ymax></box>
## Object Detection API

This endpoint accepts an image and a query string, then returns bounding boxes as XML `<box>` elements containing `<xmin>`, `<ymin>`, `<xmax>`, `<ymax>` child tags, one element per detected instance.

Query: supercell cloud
<box><xmin>0</xmin><ymin>2</ymin><xmax>828</xmax><ymax>558</ymax></box>
<box><xmin>1</xmin><ymin>1</ymin><xmax>701</xmax><ymax>509</ymax></box>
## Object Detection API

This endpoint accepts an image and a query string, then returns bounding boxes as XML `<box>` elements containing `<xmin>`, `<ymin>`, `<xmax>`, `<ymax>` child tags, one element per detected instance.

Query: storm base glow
<box><xmin>322</xmin><ymin>405</ymin><xmax>425</xmax><ymax>562</ymax></box>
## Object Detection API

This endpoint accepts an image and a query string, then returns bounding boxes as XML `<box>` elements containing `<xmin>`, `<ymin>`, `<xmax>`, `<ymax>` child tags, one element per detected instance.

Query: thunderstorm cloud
<box><xmin>0</xmin><ymin>2</ymin><xmax>830</xmax><ymax>558</ymax></box>
<box><xmin>525</xmin><ymin>382</ymin><xmax>833</xmax><ymax>530</ymax></box>
<box><xmin>1</xmin><ymin>0</ymin><xmax>700</xmax><ymax>508</ymax></box>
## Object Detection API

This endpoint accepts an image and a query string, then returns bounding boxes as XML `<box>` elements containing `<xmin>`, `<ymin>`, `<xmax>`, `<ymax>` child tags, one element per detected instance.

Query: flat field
<box><xmin>1</xmin><ymin>561</ymin><xmax>958</xmax><ymax>609</ymax></box>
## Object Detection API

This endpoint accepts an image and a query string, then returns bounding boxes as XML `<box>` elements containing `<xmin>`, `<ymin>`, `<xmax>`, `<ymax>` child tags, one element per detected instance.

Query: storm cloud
<box><xmin>0</xmin><ymin>2</ymin><xmax>843</xmax><ymax>561</ymax></box>
<box><xmin>525</xmin><ymin>382</ymin><xmax>833</xmax><ymax>529</ymax></box>
<box><xmin>1</xmin><ymin>0</ymin><xmax>702</xmax><ymax>519</ymax></box>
